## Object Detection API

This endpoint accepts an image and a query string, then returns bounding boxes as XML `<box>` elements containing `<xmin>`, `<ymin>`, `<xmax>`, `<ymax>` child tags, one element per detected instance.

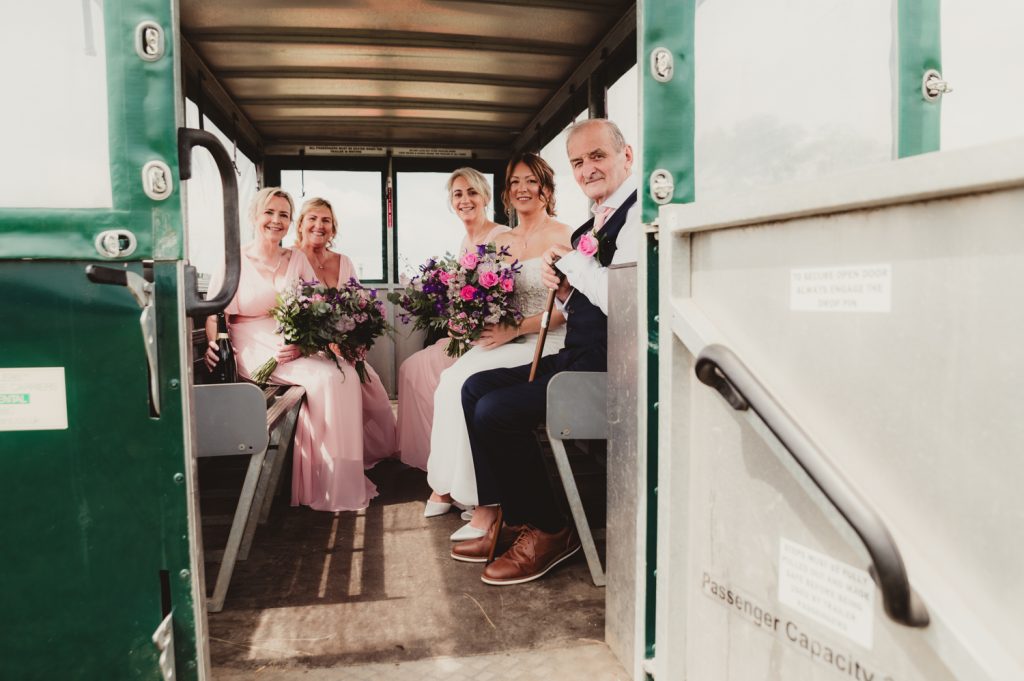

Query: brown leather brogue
<box><xmin>480</xmin><ymin>525</ymin><xmax>580</xmax><ymax>585</ymax></box>
<box><xmin>451</xmin><ymin>521</ymin><xmax>524</xmax><ymax>563</ymax></box>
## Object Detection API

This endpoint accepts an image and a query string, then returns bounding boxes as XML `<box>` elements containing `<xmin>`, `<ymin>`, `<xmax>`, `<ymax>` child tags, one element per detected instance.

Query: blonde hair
<box><xmin>446</xmin><ymin>167</ymin><xmax>492</xmax><ymax>207</ymax></box>
<box><xmin>249</xmin><ymin>187</ymin><xmax>294</xmax><ymax>225</ymax></box>
<box><xmin>294</xmin><ymin>197</ymin><xmax>338</xmax><ymax>248</ymax></box>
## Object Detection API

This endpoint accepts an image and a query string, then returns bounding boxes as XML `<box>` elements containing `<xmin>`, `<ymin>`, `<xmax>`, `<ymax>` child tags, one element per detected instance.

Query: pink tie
<box><xmin>593</xmin><ymin>205</ymin><xmax>614</xmax><ymax>232</ymax></box>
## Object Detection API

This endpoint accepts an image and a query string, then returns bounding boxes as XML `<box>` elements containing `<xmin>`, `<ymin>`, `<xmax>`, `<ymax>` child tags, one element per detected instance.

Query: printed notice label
<box><xmin>0</xmin><ymin>367</ymin><xmax>68</xmax><ymax>431</ymax></box>
<box><xmin>778</xmin><ymin>538</ymin><xmax>874</xmax><ymax>649</ymax></box>
<box><xmin>790</xmin><ymin>264</ymin><xmax>891</xmax><ymax>312</ymax></box>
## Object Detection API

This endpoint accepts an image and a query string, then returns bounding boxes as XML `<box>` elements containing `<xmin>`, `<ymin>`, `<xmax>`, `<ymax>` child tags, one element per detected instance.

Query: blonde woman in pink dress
<box><xmin>396</xmin><ymin>168</ymin><xmax>510</xmax><ymax>517</ymax></box>
<box><xmin>204</xmin><ymin>187</ymin><xmax>382</xmax><ymax>512</ymax></box>
<box><xmin>294</xmin><ymin>196</ymin><xmax>397</xmax><ymax>466</ymax></box>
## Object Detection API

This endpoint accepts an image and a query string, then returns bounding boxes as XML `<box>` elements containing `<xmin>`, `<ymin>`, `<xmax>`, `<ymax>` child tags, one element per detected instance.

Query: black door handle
<box><xmin>178</xmin><ymin>128</ymin><xmax>241</xmax><ymax>318</ymax></box>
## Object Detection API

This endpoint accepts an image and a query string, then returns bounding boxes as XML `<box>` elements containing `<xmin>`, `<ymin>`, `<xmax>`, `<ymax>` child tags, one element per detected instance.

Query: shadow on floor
<box><xmin>201</xmin><ymin>448</ymin><xmax>607</xmax><ymax>672</ymax></box>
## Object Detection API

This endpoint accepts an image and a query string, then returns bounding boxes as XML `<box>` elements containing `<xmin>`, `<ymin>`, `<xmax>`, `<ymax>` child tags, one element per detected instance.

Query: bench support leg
<box><xmin>207</xmin><ymin>448</ymin><xmax>267</xmax><ymax>613</ymax></box>
<box><xmin>549</xmin><ymin>437</ymin><xmax>606</xmax><ymax>587</ymax></box>
<box><xmin>257</xmin><ymin>403</ymin><xmax>301</xmax><ymax>525</ymax></box>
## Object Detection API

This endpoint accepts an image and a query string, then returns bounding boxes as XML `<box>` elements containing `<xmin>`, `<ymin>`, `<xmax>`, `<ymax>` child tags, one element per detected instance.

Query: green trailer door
<box><xmin>0</xmin><ymin>2</ymin><xmax>213</xmax><ymax>679</ymax></box>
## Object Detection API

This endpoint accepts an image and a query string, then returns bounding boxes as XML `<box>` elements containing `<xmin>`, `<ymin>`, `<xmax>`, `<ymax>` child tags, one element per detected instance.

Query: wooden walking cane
<box><xmin>529</xmin><ymin>255</ymin><xmax>564</xmax><ymax>382</ymax></box>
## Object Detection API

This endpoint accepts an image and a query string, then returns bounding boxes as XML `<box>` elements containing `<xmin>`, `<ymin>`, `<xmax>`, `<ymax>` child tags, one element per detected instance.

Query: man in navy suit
<box><xmin>454</xmin><ymin>118</ymin><xmax>639</xmax><ymax>585</ymax></box>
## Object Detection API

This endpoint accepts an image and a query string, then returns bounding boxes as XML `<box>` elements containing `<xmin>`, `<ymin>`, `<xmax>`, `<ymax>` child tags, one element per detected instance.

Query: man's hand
<box><xmin>542</xmin><ymin>243</ymin><xmax>573</xmax><ymax>301</ymax></box>
<box><xmin>474</xmin><ymin>322</ymin><xmax>518</xmax><ymax>350</ymax></box>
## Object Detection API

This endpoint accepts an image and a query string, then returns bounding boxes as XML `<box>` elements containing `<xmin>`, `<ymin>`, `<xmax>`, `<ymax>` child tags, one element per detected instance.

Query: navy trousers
<box><xmin>461</xmin><ymin>344</ymin><xmax>605</xmax><ymax>532</ymax></box>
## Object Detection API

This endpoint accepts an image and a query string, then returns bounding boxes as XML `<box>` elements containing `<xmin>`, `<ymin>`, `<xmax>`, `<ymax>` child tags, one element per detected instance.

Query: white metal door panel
<box><xmin>656</xmin><ymin>140</ymin><xmax>1024</xmax><ymax>681</ymax></box>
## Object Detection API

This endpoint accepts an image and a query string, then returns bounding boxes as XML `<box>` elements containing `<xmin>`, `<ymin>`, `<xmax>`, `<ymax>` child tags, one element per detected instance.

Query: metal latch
<box><xmin>85</xmin><ymin>265</ymin><xmax>161</xmax><ymax>415</ymax></box>
<box><xmin>922</xmin><ymin>69</ymin><xmax>953</xmax><ymax>101</ymax></box>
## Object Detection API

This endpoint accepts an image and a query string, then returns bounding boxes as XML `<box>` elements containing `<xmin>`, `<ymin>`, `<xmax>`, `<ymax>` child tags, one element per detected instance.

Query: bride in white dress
<box><xmin>426</xmin><ymin>153</ymin><xmax>572</xmax><ymax>540</ymax></box>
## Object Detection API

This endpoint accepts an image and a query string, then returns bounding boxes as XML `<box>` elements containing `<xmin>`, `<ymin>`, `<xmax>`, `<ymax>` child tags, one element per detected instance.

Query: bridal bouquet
<box><xmin>250</xmin><ymin>277</ymin><xmax>337</xmax><ymax>385</ymax></box>
<box><xmin>250</xmin><ymin>277</ymin><xmax>389</xmax><ymax>385</ymax></box>
<box><xmin>443</xmin><ymin>243</ymin><xmax>524</xmax><ymax>358</ymax></box>
<box><xmin>328</xmin><ymin>278</ymin><xmax>389</xmax><ymax>383</ymax></box>
<box><xmin>387</xmin><ymin>256</ymin><xmax>454</xmax><ymax>334</ymax></box>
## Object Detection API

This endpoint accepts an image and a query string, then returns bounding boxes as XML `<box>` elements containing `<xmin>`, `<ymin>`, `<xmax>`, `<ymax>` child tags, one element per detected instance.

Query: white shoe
<box><xmin>460</xmin><ymin>509</ymin><xmax>474</xmax><ymax>521</ymax></box>
<box><xmin>450</xmin><ymin>522</ymin><xmax>487</xmax><ymax>542</ymax></box>
<box><xmin>424</xmin><ymin>499</ymin><xmax>452</xmax><ymax>518</ymax></box>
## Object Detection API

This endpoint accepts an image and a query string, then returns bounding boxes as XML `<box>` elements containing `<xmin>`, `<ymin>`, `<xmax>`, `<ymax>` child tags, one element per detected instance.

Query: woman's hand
<box><xmin>474</xmin><ymin>323</ymin><xmax>518</xmax><ymax>350</ymax></box>
<box><xmin>275</xmin><ymin>342</ymin><xmax>302</xmax><ymax>364</ymax></box>
<box><xmin>204</xmin><ymin>341</ymin><xmax>220</xmax><ymax>371</ymax></box>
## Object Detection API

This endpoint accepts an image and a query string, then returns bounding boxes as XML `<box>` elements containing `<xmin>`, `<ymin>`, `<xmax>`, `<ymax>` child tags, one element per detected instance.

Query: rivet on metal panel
<box><xmin>172</xmin><ymin>473</ymin><xmax>184</xmax><ymax>484</ymax></box>
<box><xmin>561</xmin><ymin>429</ymin><xmax>572</xmax><ymax>437</ymax></box>
<box><xmin>179</xmin><ymin>569</ymin><xmax>190</xmax><ymax>580</ymax></box>
<box><xmin>238</xmin><ymin>443</ymin><xmax>247</xmax><ymax>451</ymax></box>
<box><xmin>649</xmin><ymin>169</ymin><xmax>674</xmax><ymax>204</ymax></box>
<box><xmin>922</xmin><ymin>69</ymin><xmax>952</xmax><ymax>101</ymax></box>
<box><xmin>169</xmin><ymin>379</ymin><xmax>180</xmax><ymax>389</ymax></box>
<box><xmin>135</xmin><ymin>21</ymin><xmax>165</xmax><ymax>62</ymax></box>
<box><xmin>142</xmin><ymin>161</ymin><xmax>173</xmax><ymax>201</ymax></box>
<box><xmin>650</xmin><ymin>47</ymin><xmax>674</xmax><ymax>83</ymax></box>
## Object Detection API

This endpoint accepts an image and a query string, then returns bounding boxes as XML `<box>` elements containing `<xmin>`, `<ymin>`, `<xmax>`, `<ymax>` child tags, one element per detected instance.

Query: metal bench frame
<box><xmin>194</xmin><ymin>382</ymin><xmax>305</xmax><ymax>612</ymax></box>
<box><xmin>545</xmin><ymin>371</ymin><xmax>608</xmax><ymax>587</ymax></box>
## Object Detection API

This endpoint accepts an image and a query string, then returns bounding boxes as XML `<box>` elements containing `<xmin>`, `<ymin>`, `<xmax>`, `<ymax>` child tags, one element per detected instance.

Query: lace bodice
<box><xmin>515</xmin><ymin>259</ymin><xmax>565</xmax><ymax>337</ymax></box>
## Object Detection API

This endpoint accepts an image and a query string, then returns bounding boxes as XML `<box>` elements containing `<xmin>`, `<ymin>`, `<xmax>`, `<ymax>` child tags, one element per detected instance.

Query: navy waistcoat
<box><xmin>562</xmin><ymin>190</ymin><xmax>638</xmax><ymax>351</ymax></box>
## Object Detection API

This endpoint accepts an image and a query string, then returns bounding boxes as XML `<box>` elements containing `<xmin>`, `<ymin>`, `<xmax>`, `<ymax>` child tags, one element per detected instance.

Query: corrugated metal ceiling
<box><xmin>180</xmin><ymin>0</ymin><xmax>636</xmax><ymax>157</ymax></box>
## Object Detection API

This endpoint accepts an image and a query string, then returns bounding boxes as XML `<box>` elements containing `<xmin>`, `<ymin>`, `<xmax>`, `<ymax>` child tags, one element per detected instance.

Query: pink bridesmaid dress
<box><xmin>396</xmin><ymin>224</ymin><xmax>511</xmax><ymax>471</ymax></box>
<box><xmin>329</xmin><ymin>252</ymin><xmax>398</xmax><ymax>469</ymax></box>
<box><xmin>211</xmin><ymin>250</ymin><xmax>394</xmax><ymax>512</ymax></box>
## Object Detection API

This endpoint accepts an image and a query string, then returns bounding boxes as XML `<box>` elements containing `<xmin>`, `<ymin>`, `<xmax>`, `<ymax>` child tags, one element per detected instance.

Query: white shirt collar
<box><xmin>592</xmin><ymin>176</ymin><xmax>639</xmax><ymax>216</ymax></box>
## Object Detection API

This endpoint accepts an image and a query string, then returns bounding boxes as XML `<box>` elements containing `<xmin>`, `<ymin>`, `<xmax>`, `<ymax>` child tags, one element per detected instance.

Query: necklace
<box><xmin>310</xmin><ymin>249</ymin><xmax>330</xmax><ymax>271</ymax></box>
<box><xmin>248</xmin><ymin>248</ymin><xmax>283</xmax><ymax>273</ymax></box>
<box><xmin>516</xmin><ymin>215</ymin><xmax>547</xmax><ymax>249</ymax></box>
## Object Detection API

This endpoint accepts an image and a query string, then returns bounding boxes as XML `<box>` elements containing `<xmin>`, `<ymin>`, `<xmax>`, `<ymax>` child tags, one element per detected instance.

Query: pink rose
<box><xmin>460</xmin><ymin>252</ymin><xmax>479</xmax><ymax>270</ymax></box>
<box><xmin>577</xmin><ymin>231</ymin><xmax>599</xmax><ymax>258</ymax></box>
<box><xmin>460</xmin><ymin>285</ymin><xmax>477</xmax><ymax>301</ymax></box>
<box><xmin>438</xmin><ymin>270</ymin><xmax>453</xmax><ymax>285</ymax></box>
<box><xmin>479</xmin><ymin>270</ymin><xmax>500</xmax><ymax>288</ymax></box>
<box><xmin>500</xmin><ymin>278</ymin><xmax>514</xmax><ymax>292</ymax></box>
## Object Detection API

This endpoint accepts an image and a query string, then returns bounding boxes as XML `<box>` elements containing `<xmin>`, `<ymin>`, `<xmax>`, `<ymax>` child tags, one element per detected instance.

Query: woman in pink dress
<box><xmin>204</xmin><ymin>187</ymin><xmax>382</xmax><ymax>512</ymax></box>
<box><xmin>293</xmin><ymin>196</ymin><xmax>397</xmax><ymax>466</ymax></box>
<box><xmin>396</xmin><ymin>168</ymin><xmax>509</xmax><ymax>517</ymax></box>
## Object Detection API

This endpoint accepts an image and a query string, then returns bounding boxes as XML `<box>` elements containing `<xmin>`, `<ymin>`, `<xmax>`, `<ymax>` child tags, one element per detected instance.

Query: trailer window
<box><xmin>694</xmin><ymin>0</ymin><xmax>893</xmax><ymax>201</ymax></box>
<box><xmin>939</xmin><ymin>1</ymin><xmax>1024</xmax><ymax>150</ymax></box>
<box><xmin>0</xmin><ymin>0</ymin><xmax>112</xmax><ymax>208</ymax></box>
<box><xmin>280</xmin><ymin>170</ymin><xmax>385</xmax><ymax>282</ymax></box>
<box><xmin>395</xmin><ymin>172</ymin><xmax>492</xmax><ymax>281</ymax></box>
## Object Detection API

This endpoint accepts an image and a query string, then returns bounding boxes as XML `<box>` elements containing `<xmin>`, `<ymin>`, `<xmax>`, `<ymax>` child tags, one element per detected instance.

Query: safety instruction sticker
<box><xmin>778</xmin><ymin>538</ymin><xmax>874</xmax><ymax>649</ymax></box>
<box><xmin>0</xmin><ymin>367</ymin><xmax>68</xmax><ymax>431</ymax></box>
<box><xmin>790</xmin><ymin>264</ymin><xmax>891</xmax><ymax>312</ymax></box>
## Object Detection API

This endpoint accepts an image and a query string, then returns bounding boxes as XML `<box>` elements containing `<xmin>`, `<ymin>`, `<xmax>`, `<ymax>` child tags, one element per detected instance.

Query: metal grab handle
<box><xmin>695</xmin><ymin>344</ymin><xmax>930</xmax><ymax>628</ymax></box>
<box><xmin>178</xmin><ymin>128</ymin><xmax>240</xmax><ymax>317</ymax></box>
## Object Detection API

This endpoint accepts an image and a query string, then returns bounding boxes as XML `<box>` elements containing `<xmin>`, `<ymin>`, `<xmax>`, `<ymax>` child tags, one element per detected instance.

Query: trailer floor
<box><xmin>202</xmin><ymin>451</ymin><xmax>624</xmax><ymax>680</ymax></box>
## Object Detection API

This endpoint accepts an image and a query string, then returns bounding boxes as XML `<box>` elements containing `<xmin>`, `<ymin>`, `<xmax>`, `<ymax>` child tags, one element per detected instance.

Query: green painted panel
<box><xmin>897</xmin><ymin>0</ymin><xmax>942</xmax><ymax>157</ymax></box>
<box><xmin>0</xmin><ymin>262</ymin><xmax>195</xmax><ymax>680</ymax></box>
<box><xmin>0</xmin><ymin>0</ymin><xmax>199</xmax><ymax>678</ymax></box>
<box><xmin>0</xmin><ymin>0</ymin><xmax>183</xmax><ymax>261</ymax></box>
<box><xmin>641</xmin><ymin>0</ymin><xmax>696</xmax><ymax>669</ymax></box>
<box><xmin>642</xmin><ymin>0</ymin><xmax>695</xmax><ymax>222</ymax></box>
